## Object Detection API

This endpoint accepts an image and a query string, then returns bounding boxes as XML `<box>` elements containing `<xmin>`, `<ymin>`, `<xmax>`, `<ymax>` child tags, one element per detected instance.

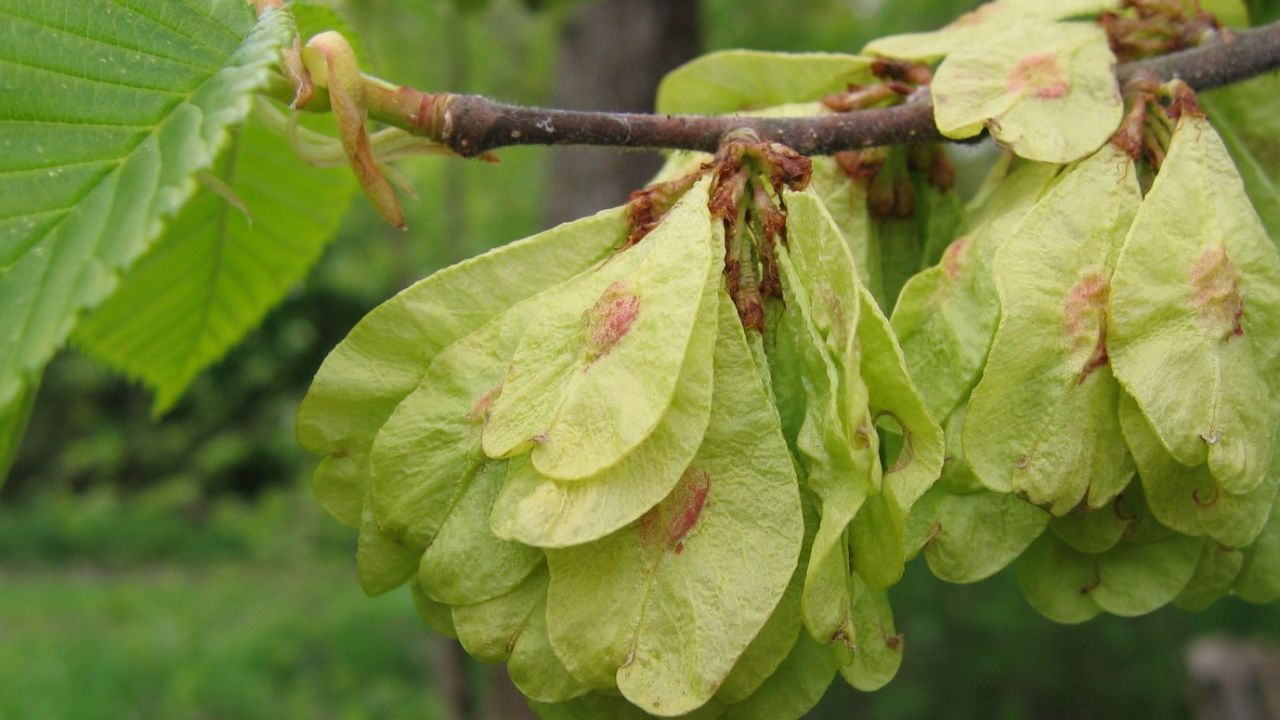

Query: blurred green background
<box><xmin>3</xmin><ymin>1</ymin><xmax>1277</xmax><ymax>718</ymax></box>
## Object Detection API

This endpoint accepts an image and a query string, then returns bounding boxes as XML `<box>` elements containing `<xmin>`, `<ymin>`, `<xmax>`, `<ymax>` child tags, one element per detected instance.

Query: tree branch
<box><xmin>350</xmin><ymin>21</ymin><xmax>1280</xmax><ymax>158</ymax></box>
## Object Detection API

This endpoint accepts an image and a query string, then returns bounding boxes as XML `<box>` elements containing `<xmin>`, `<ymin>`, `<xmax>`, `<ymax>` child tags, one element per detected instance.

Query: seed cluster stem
<box><xmin>270</xmin><ymin>21</ymin><xmax>1280</xmax><ymax>158</ymax></box>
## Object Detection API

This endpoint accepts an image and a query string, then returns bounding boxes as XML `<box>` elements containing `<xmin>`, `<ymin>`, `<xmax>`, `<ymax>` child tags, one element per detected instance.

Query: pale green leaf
<box><xmin>0</xmin><ymin>0</ymin><xmax>292</xmax><ymax>450</ymax></box>
<box><xmin>74</xmin><ymin>103</ymin><xmax>357</xmax><ymax>412</ymax></box>
<box><xmin>931</xmin><ymin>20</ymin><xmax>1122</xmax><ymax>163</ymax></box>
<box><xmin>545</xmin><ymin>299</ymin><xmax>802</xmax><ymax>715</ymax></box>
<box><xmin>855</xmin><ymin>279</ymin><xmax>945</xmax><ymax>512</ymax></box>
<box><xmin>1109</xmin><ymin>114</ymin><xmax>1280</xmax><ymax>492</ymax></box>
<box><xmin>656</xmin><ymin>50</ymin><xmax>873</xmax><ymax>116</ymax></box>
<box><xmin>490</xmin><ymin>287</ymin><xmax>718</xmax><ymax>548</ymax></box>
<box><xmin>310</xmin><ymin>448</ymin><xmax>366</xmax><ymax>528</ymax></box>
<box><xmin>368</xmin><ymin>310</ymin><xmax>522</xmax><ymax>547</ymax></box>
<box><xmin>964</xmin><ymin>145</ymin><xmax>1139</xmax><ymax>513</ymax></box>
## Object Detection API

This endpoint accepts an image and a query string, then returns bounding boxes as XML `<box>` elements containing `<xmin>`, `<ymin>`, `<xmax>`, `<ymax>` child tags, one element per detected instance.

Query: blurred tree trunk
<box><xmin>545</xmin><ymin>0</ymin><xmax>703</xmax><ymax>225</ymax></box>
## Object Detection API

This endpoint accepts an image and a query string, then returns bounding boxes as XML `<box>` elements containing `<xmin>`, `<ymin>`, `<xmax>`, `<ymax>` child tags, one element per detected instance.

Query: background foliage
<box><xmin>3</xmin><ymin>0</ymin><xmax>1278</xmax><ymax>718</ymax></box>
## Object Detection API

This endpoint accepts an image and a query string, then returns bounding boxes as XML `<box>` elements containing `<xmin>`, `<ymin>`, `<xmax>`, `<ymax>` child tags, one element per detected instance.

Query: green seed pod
<box><xmin>1120</xmin><ymin>392</ymin><xmax>1279</xmax><ymax>549</ymax></box>
<box><xmin>544</xmin><ymin>298</ymin><xmax>803</xmax><ymax>715</ymax></box>
<box><xmin>489</xmin><ymin>283</ymin><xmax>718</xmax><ymax>548</ymax></box>
<box><xmin>483</xmin><ymin>178</ymin><xmax>718</xmax><ymax>481</ymax></box>
<box><xmin>891</xmin><ymin>160</ymin><xmax>1060</xmax><ymax>424</ymax></box>
<box><xmin>1016</xmin><ymin>485</ymin><xmax>1202</xmax><ymax>623</ymax></box>
<box><xmin>964</xmin><ymin>144</ymin><xmax>1140</xmax><ymax>514</ymax></box>
<box><xmin>863</xmin><ymin>0</ymin><xmax>1120</xmax><ymax>63</ymax></box>
<box><xmin>1236</xmin><ymin>501</ymin><xmax>1280</xmax><ymax>603</ymax></box>
<box><xmin>931</xmin><ymin>20</ymin><xmax>1122</xmax><ymax>163</ymax></box>
<box><xmin>1173</xmin><ymin>542</ymin><xmax>1245</xmax><ymax>612</ymax></box>
<box><xmin>1110</xmin><ymin>112</ymin><xmax>1280</xmax><ymax>494</ymax></box>
<box><xmin>298</xmin><ymin>206</ymin><xmax>628</xmax><ymax>527</ymax></box>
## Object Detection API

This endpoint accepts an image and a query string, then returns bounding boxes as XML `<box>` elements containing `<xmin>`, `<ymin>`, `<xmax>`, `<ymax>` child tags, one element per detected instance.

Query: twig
<box><xmin>275</xmin><ymin>21</ymin><xmax>1280</xmax><ymax>158</ymax></box>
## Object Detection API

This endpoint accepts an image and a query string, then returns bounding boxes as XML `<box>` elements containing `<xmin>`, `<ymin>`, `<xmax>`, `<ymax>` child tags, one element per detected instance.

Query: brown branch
<box><xmin>348</xmin><ymin>21</ymin><xmax>1280</xmax><ymax>158</ymax></box>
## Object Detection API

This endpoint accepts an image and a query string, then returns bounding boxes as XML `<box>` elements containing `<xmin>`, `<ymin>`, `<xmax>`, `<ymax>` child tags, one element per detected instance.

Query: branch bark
<box><xmin>352</xmin><ymin>20</ymin><xmax>1280</xmax><ymax>158</ymax></box>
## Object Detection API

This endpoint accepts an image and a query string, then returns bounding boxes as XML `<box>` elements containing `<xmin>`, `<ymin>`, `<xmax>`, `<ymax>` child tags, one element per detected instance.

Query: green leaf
<box><xmin>908</xmin><ymin>485</ymin><xmax>1049</xmax><ymax>583</ymax></box>
<box><xmin>545</xmin><ymin>298</ymin><xmax>803</xmax><ymax>715</ymax></box>
<box><xmin>483</xmin><ymin>178</ymin><xmax>717</xmax><ymax>480</ymax></box>
<box><xmin>656</xmin><ymin>50</ymin><xmax>873</xmax><ymax>115</ymax></box>
<box><xmin>1109</xmin><ymin>113</ymin><xmax>1280</xmax><ymax>493</ymax></box>
<box><xmin>418</xmin><ymin>460</ymin><xmax>542</xmax><ymax>606</ymax></box>
<box><xmin>73</xmin><ymin>103</ymin><xmax>357</xmax><ymax>412</ymax></box>
<box><xmin>490</xmin><ymin>286</ymin><xmax>718</xmax><ymax>548</ymax></box>
<box><xmin>0</xmin><ymin>378</ymin><xmax>37</xmax><ymax>486</ymax></box>
<box><xmin>0</xmin><ymin>0</ymin><xmax>292</xmax><ymax>453</ymax></box>
<box><xmin>297</xmin><ymin>206</ymin><xmax>627</xmax><ymax>524</ymax></box>
<box><xmin>963</xmin><ymin>145</ymin><xmax>1139</xmax><ymax>514</ymax></box>
<box><xmin>890</xmin><ymin>160</ymin><xmax>1060</xmax><ymax>423</ymax></box>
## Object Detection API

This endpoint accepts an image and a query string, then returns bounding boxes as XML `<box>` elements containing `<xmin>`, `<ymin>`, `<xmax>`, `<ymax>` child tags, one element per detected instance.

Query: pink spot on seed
<box><xmin>1007</xmin><ymin>53</ymin><xmax>1070</xmax><ymax>100</ymax></box>
<box><xmin>582</xmin><ymin>281</ymin><xmax>640</xmax><ymax>362</ymax></box>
